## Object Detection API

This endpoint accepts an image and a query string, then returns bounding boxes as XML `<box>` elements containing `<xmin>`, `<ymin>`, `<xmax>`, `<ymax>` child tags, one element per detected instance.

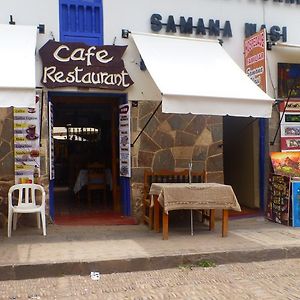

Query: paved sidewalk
<box><xmin>2</xmin><ymin>258</ymin><xmax>300</xmax><ymax>299</ymax></box>
<box><xmin>1</xmin><ymin>216</ymin><xmax>300</xmax><ymax>280</ymax></box>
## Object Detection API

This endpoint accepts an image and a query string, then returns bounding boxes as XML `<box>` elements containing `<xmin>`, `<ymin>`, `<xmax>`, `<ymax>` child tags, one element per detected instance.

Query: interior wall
<box><xmin>223</xmin><ymin>117</ymin><xmax>260</xmax><ymax>209</ymax></box>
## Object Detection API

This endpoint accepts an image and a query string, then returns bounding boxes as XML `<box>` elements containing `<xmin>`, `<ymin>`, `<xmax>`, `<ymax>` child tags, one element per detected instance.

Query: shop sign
<box><xmin>245</xmin><ymin>23</ymin><xmax>287</xmax><ymax>42</ymax></box>
<box><xmin>263</xmin><ymin>0</ymin><xmax>300</xmax><ymax>5</ymax></box>
<box><xmin>266</xmin><ymin>173</ymin><xmax>290</xmax><ymax>226</ymax></box>
<box><xmin>14</xmin><ymin>93</ymin><xmax>41</xmax><ymax>184</ymax></box>
<box><xmin>278</xmin><ymin>63</ymin><xmax>300</xmax><ymax>98</ymax></box>
<box><xmin>119</xmin><ymin>104</ymin><xmax>131</xmax><ymax>177</ymax></box>
<box><xmin>244</xmin><ymin>29</ymin><xmax>267</xmax><ymax>92</ymax></box>
<box><xmin>39</xmin><ymin>40</ymin><xmax>134</xmax><ymax>90</ymax></box>
<box><xmin>151</xmin><ymin>14</ymin><xmax>287</xmax><ymax>42</ymax></box>
<box><xmin>151</xmin><ymin>14</ymin><xmax>232</xmax><ymax>37</ymax></box>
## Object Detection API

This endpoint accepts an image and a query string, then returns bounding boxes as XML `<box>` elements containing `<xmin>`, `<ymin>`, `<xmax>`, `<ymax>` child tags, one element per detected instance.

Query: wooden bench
<box><xmin>143</xmin><ymin>169</ymin><xmax>213</xmax><ymax>230</ymax></box>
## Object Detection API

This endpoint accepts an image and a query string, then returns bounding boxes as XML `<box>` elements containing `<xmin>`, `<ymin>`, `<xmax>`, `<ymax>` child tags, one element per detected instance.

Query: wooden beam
<box><xmin>209</xmin><ymin>209</ymin><xmax>215</xmax><ymax>231</ymax></box>
<box><xmin>222</xmin><ymin>209</ymin><xmax>229</xmax><ymax>237</ymax></box>
<box><xmin>162</xmin><ymin>211</ymin><xmax>169</xmax><ymax>240</ymax></box>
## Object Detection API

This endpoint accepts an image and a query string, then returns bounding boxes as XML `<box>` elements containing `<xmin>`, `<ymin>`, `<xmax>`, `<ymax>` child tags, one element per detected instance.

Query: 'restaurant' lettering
<box><xmin>39</xmin><ymin>40</ymin><xmax>134</xmax><ymax>90</ymax></box>
<box><xmin>42</xmin><ymin>66</ymin><xmax>131</xmax><ymax>87</ymax></box>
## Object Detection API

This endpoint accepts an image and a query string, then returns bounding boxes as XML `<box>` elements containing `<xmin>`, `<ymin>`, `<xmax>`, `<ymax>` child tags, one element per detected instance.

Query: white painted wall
<box><xmin>0</xmin><ymin>0</ymin><xmax>299</xmax><ymax>101</ymax></box>
<box><xmin>0</xmin><ymin>0</ymin><xmax>59</xmax><ymax>89</ymax></box>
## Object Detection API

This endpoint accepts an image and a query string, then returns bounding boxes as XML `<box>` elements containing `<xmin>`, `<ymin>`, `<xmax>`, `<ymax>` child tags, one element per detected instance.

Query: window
<box><xmin>59</xmin><ymin>0</ymin><xmax>103</xmax><ymax>45</ymax></box>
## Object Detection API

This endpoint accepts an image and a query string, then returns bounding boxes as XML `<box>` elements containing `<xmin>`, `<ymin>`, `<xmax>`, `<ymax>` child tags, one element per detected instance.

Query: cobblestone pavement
<box><xmin>1</xmin><ymin>258</ymin><xmax>300</xmax><ymax>299</ymax></box>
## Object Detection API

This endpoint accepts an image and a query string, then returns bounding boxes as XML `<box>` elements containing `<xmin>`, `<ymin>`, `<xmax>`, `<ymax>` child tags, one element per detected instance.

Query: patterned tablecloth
<box><xmin>149</xmin><ymin>182</ymin><xmax>241</xmax><ymax>213</ymax></box>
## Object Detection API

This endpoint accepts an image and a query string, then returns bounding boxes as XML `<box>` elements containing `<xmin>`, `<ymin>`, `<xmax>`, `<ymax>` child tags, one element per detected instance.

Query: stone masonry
<box><xmin>0</xmin><ymin>101</ymin><xmax>50</xmax><ymax>227</ymax></box>
<box><xmin>130</xmin><ymin>101</ymin><xmax>224</xmax><ymax>221</ymax></box>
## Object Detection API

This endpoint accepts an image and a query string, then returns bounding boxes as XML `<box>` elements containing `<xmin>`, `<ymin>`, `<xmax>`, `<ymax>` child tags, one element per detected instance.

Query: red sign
<box><xmin>244</xmin><ymin>29</ymin><xmax>267</xmax><ymax>92</ymax></box>
<box><xmin>39</xmin><ymin>40</ymin><xmax>134</xmax><ymax>90</ymax></box>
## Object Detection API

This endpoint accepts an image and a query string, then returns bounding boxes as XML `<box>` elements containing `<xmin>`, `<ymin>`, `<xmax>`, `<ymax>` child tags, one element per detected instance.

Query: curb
<box><xmin>1</xmin><ymin>246</ymin><xmax>300</xmax><ymax>281</ymax></box>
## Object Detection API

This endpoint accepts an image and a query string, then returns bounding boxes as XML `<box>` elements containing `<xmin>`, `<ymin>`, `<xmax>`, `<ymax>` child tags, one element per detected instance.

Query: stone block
<box><xmin>195</xmin><ymin>128</ymin><xmax>213</xmax><ymax>146</ymax></box>
<box><xmin>0</xmin><ymin>142</ymin><xmax>10</xmax><ymax>160</ymax></box>
<box><xmin>208</xmin><ymin>141</ymin><xmax>223</xmax><ymax>156</ymax></box>
<box><xmin>158</xmin><ymin>120</ymin><xmax>172</xmax><ymax>133</ymax></box>
<box><xmin>155</xmin><ymin>107</ymin><xmax>170</xmax><ymax>123</ymax></box>
<box><xmin>191</xmin><ymin>161</ymin><xmax>205</xmax><ymax>172</ymax></box>
<box><xmin>185</xmin><ymin>116</ymin><xmax>206</xmax><ymax>135</ymax></box>
<box><xmin>138</xmin><ymin>151</ymin><xmax>154</xmax><ymax>167</ymax></box>
<box><xmin>130</xmin><ymin>104</ymin><xmax>139</xmax><ymax>118</ymax></box>
<box><xmin>153</xmin><ymin>130</ymin><xmax>174</xmax><ymax>148</ymax></box>
<box><xmin>207</xmin><ymin>171</ymin><xmax>224</xmax><ymax>183</ymax></box>
<box><xmin>207</xmin><ymin>154</ymin><xmax>223</xmax><ymax>172</ymax></box>
<box><xmin>169</xmin><ymin>115</ymin><xmax>188</xmax><ymax>130</ymax></box>
<box><xmin>192</xmin><ymin>145</ymin><xmax>208</xmax><ymax>161</ymax></box>
<box><xmin>153</xmin><ymin>149</ymin><xmax>175</xmax><ymax>171</ymax></box>
<box><xmin>131</xmin><ymin>168</ymin><xmax>146</xmax><ymax>183</ymax></box>
<box><xmin>175</xmin><ymin>159</ymin><xmax>191</xmax><ymax>168</ymax></box>
<box><xmin>131</xmin><ymin>117</ymin><xmax>138</xmax><ymax>132</ymax></box>
<box><xmin>1</xmin><ymin>117</ymin><xmax>13</xmax><ymax>143</ymax></box>
<box><xmin>140</xmin><ymin>133</ymin><xmax>160</xmax><ymax>152</ymax></box>
<box><xmin>144</xmin><ymin>116</ymin><xmax>160</xmax><ymax>137</ymax></box>
<box><xmin>171</xmin><ymin>146</ymin><xmax>194</xmax><ymax>159</ymax></box>
<box><xmin>139</xmin><ymin>101</ymin><xmax>158</xmax><ymax>119</ymax></box>
<box><xmin>209</xmin><ymin>123</ymin><xmax>223</xmax><ymax>142</ymax></box>
<box><xmin>207</xmin><ymin>115</ymin><xmax>223</xmax><ymax>124</ymax></box>
<box><xmin>175</xmin><ymin>131</ymin><xmax>196</xmax><ymax>146</ymax></box>
<box><xmin>0</xmin><ymin>152</ymin><xmax>14</xmax><ymax>176</ymax></box>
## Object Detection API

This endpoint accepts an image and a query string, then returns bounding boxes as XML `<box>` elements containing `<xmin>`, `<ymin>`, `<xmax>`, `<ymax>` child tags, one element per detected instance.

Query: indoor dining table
<box><xmin>149</xmin><ymin>182</ymin><xmax>241</xmax><ymax>240</ymax></box>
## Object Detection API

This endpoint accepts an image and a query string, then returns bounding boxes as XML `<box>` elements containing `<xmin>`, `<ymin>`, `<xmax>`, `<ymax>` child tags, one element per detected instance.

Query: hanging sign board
<box><xmin>266</xmin><ymin>173</ymin><xmax>290</xmax><ymax>226</ymax></box>
<box><xmin>14</xmin><ymin>94</ymin><xmax>41</xmax><ymax>184</ymax></box>
<box><xmin>48</xmin><ymin>101</ymin><xmax>55</xmax><ymax>180</ymax></box>
<box><xmin>119</xmin><ymin>104</ymin><xmax>131</xmax><ymax>177</ymax></box>
<box><xmin>39</xmin><ymin>40</ymin><xmax>134</xmax><ymax>90</ymax></box>
<box><xmin>279</xmin><ymin>100</ymin><xmax>300</xmax><ymax>151</ymax></box>
<box><xmin>244</xmin><ymin>29</ymin><xmax>267</xmax><ymax>92</ymax></box>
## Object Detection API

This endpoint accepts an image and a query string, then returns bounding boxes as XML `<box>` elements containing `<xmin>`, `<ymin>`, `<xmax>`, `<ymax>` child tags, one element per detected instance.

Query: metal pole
<box><xmin>190</xmin><ymin>210</ymin><xmax>194</xmax><ymax>236</ymax></box>
<box><xmin>188</xmin><ymin>161</ymin><xmax>193</xmax><ymax>235</ymax></box>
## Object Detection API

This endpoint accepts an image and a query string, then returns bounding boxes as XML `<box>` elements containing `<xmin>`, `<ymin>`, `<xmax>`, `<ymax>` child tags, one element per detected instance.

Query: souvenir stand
<box><xmin>267</xmin><ymin>152</ymin><xmax>300</xmax><ymax>227</ymax></box>
<box><xmin>267</xmin><ymin>64</ymin><xmax>300</xmax><ymax>227</ymax></box>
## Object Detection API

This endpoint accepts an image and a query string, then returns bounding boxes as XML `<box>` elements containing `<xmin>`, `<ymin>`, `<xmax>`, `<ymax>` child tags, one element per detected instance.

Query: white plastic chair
<box><xmin>7</xmin><ymin>184</ymin><xmax>46</xmax><ymax>237</ymax></box>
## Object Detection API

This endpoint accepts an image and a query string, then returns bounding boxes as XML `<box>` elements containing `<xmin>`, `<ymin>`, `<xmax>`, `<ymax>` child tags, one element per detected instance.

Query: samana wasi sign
<box><xmin>39</xmin><ymin>40</ymin><xmax>134</xmax><ymax>90</ymax></box>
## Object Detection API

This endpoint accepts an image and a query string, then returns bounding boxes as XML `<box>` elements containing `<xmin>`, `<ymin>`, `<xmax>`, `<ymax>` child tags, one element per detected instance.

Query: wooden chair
<box><xmin>143</xmin><ymin>169</ymin><xmax>207</xmax><ymax>229</ymax></box>
<box><xmin>87</xmin><ymin>162</ymin><xmax>106</xmax><ymax>205</ymax></box>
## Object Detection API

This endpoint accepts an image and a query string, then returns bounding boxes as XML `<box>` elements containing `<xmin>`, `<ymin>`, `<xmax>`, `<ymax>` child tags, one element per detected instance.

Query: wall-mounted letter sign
<box><xmin>39</xmin><ymin>40</ymin><xmax>134</xmax><ymax>90</ymax></box>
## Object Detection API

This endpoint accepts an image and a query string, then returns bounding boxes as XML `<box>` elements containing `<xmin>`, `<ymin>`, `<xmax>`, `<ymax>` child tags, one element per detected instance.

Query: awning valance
<box><xmin>275</xmin><ymin>42</ymin><xmax>300</xmax><ymax>49</ymax></box>
<box><xmin>0</xmin><ymin>24</ymin><xmax>37</xmax><ymax>107</ymax></box>
<box><xmin>131</xmin><ymin>33</ymin><xmax>274</xmax><ymax>118</ymax></box>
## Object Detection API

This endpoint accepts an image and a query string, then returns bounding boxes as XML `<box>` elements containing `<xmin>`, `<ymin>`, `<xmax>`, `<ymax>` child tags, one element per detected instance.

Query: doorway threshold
<box><xmin>54</xmin><ymin>212</ymin><xmax>137</xmax><ymax>226</ymax></box>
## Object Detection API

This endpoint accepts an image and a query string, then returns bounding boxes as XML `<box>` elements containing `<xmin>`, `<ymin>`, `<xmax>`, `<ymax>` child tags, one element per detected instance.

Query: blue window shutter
<box><xmin>59</xmin><ymin>0</ymin><xmax>103</xmax><ymax>46</ymax></box>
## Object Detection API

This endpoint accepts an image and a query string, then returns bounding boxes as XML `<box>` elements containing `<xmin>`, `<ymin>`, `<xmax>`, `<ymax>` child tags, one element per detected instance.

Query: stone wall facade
<box><xmin>130</xmin><ymin>101</ymin><xmax>224</xmax><ymax>221</ymax></box>
<box><xmin>0</xmin><ymin>100</ymin><xmax>50</xmax><ymax>226</ymax></box>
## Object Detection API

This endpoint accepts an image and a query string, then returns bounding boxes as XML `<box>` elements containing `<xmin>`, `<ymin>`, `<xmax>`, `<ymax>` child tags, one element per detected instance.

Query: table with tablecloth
<box><xmin>149</xmin><ymin>182</ymin><xmax>241</xmax><ymax>239</ymax></box>
<box><xmin>73</xmin><ymin>169</ymin><xmax>112</xmax><ymax>194</ymax></box>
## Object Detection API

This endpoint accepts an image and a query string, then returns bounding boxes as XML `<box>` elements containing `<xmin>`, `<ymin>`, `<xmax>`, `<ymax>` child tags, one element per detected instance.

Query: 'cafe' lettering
<box><xmin>39</xmin><ymin>40</ymin><xmax>134</xmax><ymax>90</ymax></box>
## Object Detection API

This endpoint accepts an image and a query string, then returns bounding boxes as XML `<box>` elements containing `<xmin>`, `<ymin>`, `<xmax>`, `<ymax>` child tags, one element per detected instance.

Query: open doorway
<box><xmin>49</xmin><ymin>93</ymin><xmax>132</xmax><ymax>225</ymax></box>
<box><xmin>223</xmin><ymin>116</ymin><xmax>261</xmax><ymax>217</ymax></box>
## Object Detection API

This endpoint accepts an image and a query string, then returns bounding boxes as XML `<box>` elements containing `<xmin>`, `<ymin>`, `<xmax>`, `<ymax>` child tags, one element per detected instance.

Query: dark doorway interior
<box><xmin>51</xmin><ymin>95</ymin><xmax>120</xmax><ymax>220</ymax></box>
<box><xmin>223</xmin><ymin>116</ymin><xmax>260</xmax><ymax>211</ymax></box>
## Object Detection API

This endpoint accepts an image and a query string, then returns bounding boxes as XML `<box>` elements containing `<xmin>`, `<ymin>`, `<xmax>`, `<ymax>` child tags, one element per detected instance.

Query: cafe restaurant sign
<box><xmin>39</xmin><ymin>40</ymin><xmax>134</xmax><ymax>90</ymax></box>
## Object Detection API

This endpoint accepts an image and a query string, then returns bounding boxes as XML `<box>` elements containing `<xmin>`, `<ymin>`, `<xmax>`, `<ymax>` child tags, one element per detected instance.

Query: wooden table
<box><xmin>149</xmin><ymin>182</ymin><xmax>241</xmax><ymax>240</ymax></box>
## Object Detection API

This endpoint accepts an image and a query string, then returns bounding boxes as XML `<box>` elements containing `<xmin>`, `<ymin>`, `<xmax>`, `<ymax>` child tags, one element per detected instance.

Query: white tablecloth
<box><xmin>73</xmin><ymin>169</ymin><xmax>112</xmax><ymax>194</ymax></box>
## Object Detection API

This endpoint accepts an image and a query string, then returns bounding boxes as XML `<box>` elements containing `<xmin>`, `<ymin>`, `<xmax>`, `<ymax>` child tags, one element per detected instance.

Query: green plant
<box><xmin>196</xmin><ymin>259</ymin><xmax>216</xmax><ymax>268</ymax></box>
